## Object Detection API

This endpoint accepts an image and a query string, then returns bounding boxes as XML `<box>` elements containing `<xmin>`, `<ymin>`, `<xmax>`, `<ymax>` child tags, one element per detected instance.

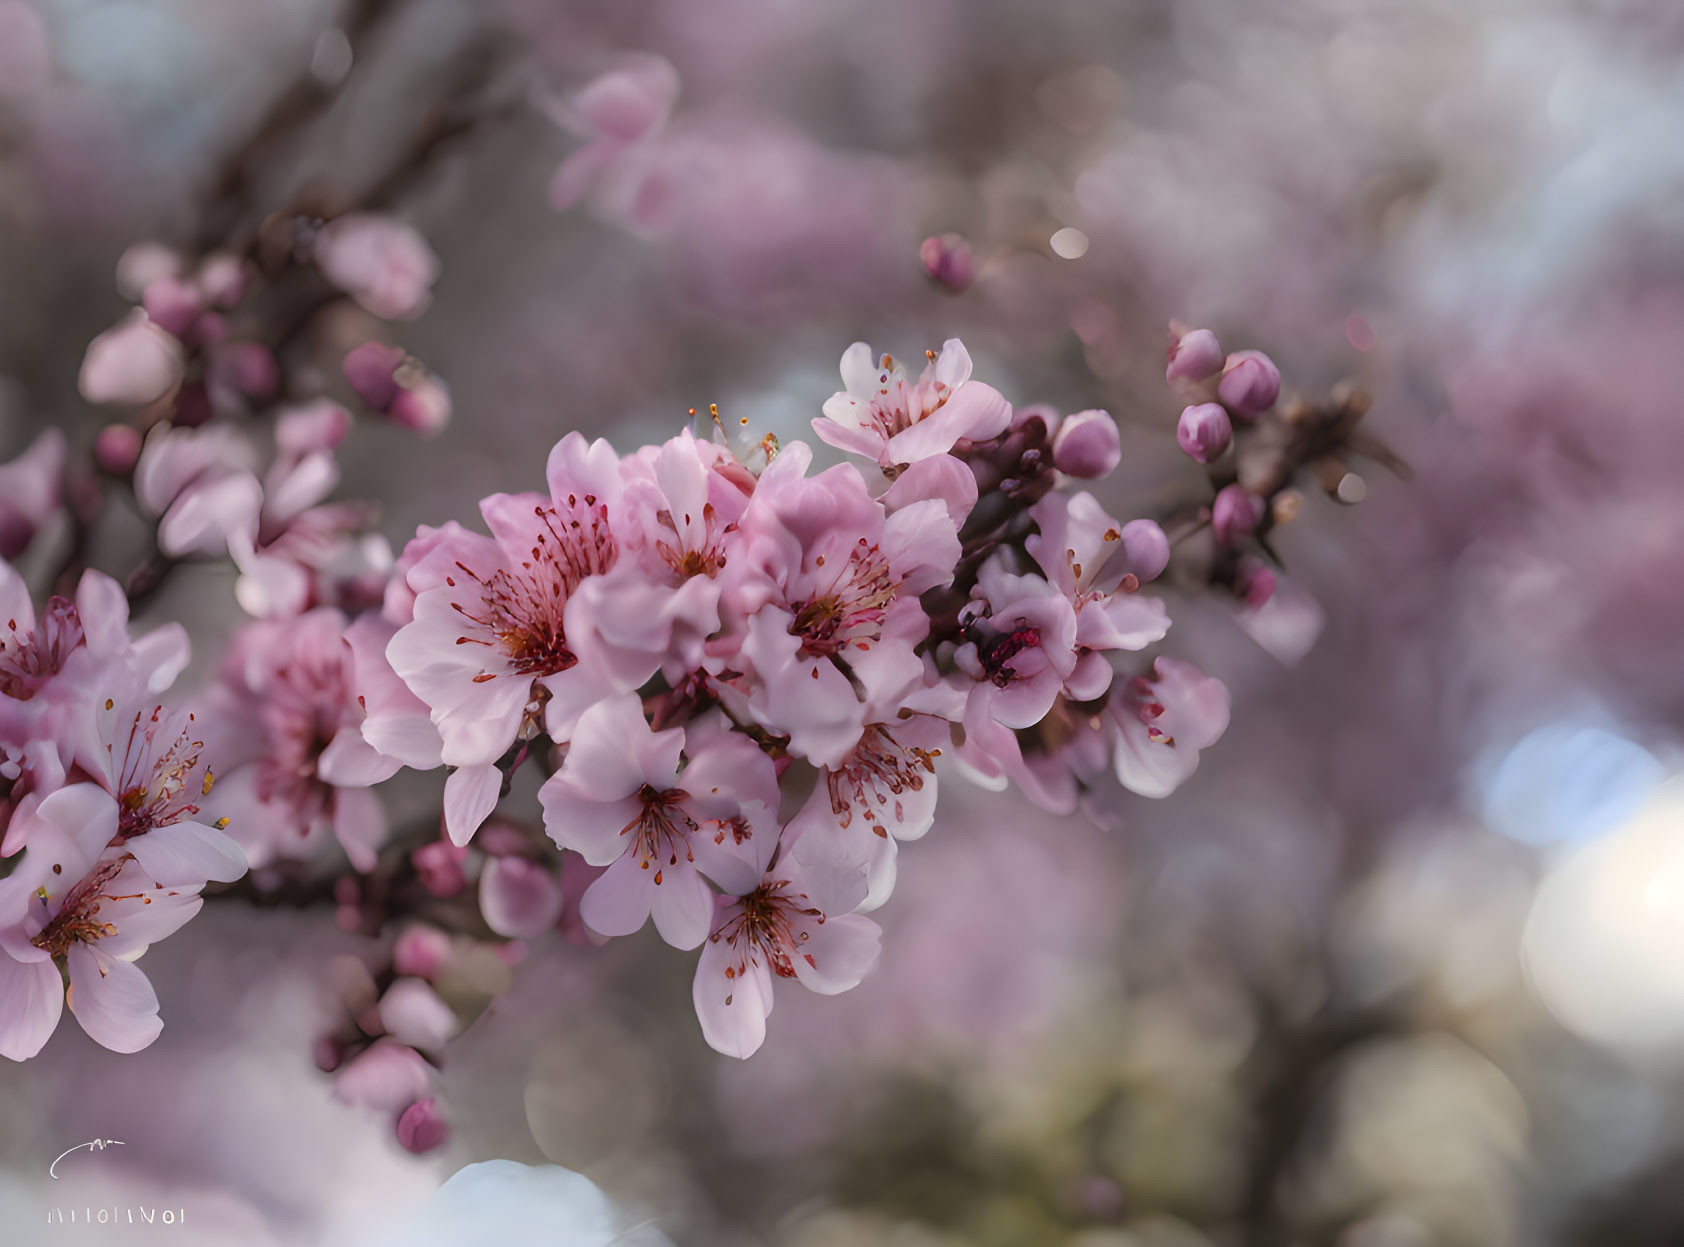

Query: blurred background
<box><xmin>5</xmin><ymin>0</ymin><xmax>1684</xmax><ymax>1243</ymax></box>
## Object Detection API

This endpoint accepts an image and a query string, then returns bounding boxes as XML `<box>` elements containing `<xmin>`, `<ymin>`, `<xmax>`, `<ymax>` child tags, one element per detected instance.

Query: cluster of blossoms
<box><xmin>0</xmin><ymin>567</ymin><xmax>246</xmax><ymax>1059</ymax></box>
<box><xmin>368</xmin><ymin>338</ymin><xmax>1231</xmax><ymax>1057</ymax></box>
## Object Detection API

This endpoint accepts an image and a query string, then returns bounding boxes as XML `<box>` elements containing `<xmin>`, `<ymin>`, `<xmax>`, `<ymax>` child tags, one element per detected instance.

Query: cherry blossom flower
<box><xmin>784</xmin><ymin>709</ymin><xmax>951</xmax><ymax>910</ymax></box>
<box><xmin>814</xmin><ymin>338</ymin><xmax>1011</xmax><ymax>472</ymax></box>
<box><xmin>546</xmin><ymin>55</ymin><xmax>681</xmax><ymax>221</ymax></box>
<box><xmin>207</xmin><ymin>609</ymin><xmax>398</xmax><ymax>871</ymax></box>
<box><xmin>1110</xmin><ymin>658</ymin><xmax>1231</xmax><ymax>798</ymax></box>
<box><xmin>692</xmin><ymin>847</ymin><xmax>880</xmax><ymax>1058</ymax></box>
<box><xmin>313</xmin><ymin>214</ymin><xmax>441</xmax><ymax>321</ymax></box>
<box><xmin>386</xmin><ymin>434</ymin><xmax>633</xmax><ymax>844</ymax></box>
<box><xmin>540</xmin><ymin>695</ymin><xmax>777</xmax><ymax>949</ymax></box>
<box><xmin>1025</xmin><ymin>491</ymin><xmax>1171</xmax><ymax>702</ymax></box>
<box><xmin>720</xmin><ymin>442</ymin><xmax>958</xmax><ymax>765</ymax></box>
<box><xmin>0</xmin><ymin>785</ymin><xmax>206</xmax><ymax>1059</ymax></box>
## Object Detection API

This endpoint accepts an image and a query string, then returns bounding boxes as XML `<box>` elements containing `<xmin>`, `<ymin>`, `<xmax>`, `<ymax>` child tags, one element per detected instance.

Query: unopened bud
<box><xmin>276</xmin><ymin>400</ymin><xmax>352</xmax><ymax>455</ymax></box>
<box><xmin>195</xmin><ymin>253</ymin><xmax>248</xmax><ymax>309</ymax></box>
<box><xmin>94</xmin><ymin>424</ymin><xmax>143</xmax><ymax>476</ymax></box>
<box><xmin>1211</xmin><ymin>484</ymin><xmax>1266</xmax><ymax>545</ymax></box>
<box><xmin>919</xmin><ymin>233</ymin><xmax>975</xmax><ymax>294</ymax></box>
<box><xmin>392</xmin><ymin>925</ymin><xmax>452</xmax><ymax>981</ymax></box>
<box><xmin>1119</xmin><ymin>518</ymin><xmax>1170</xmax><ymax>583</ymax></box>
<box><xmin>1050</xmin><ymin>408</ymin><xmax>1121</xmax><ymax>478</ymax></box>
<box><xmin>1166</xmin><ymin>327</ymin><xmax>1223</xmax><ymax>383</ymax></box>
<box><xmin>389</xmin><ymin>365</ymin><xmax>452</xmax><ymax>437</ymax></box>
<box><xmin>343</xmin><ymin>341</ymin><xmax>405</xmax><ymax>411</ymax></box>
<box><xmin>79</xmin><ymin>312</ymin><xmax>185</xmax><ymax>407</ymax></box>
<box><xmin>396</xmin><ymin>1097</ymin><xmax>449</xmax><ymax>1155</ymax></box>
<box><xmin>1175</xmin><ymin>402</ymin><xmax>1231</xmax><ymax>464</ymax></box>
<box><xmin>1234</xmin><ymin>555</ymin><xmax>1276</xmax><ymax>608</ymax></box>
<box><xmin>210</xmin><ymin>342</ymin><xmax>279</xmax><ymax>401</ymax></box>
<box><xmin>1216</xmin><ymin>350</ymin><xmax>1281</xmax><ymax>418</ymax></box>
<box><xmin>141</xmin><ymin>277</ymin><xmax>203</xmax><ymax>340</ymax></box>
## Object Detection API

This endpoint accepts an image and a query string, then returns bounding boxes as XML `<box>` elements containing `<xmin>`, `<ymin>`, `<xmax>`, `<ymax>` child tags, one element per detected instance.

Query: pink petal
<box><xmin>124</xmin><ymin>820</ymin><xmax>248</xmax><ymax>886</ymax></box>
<box><xmin>539</xmin><ymin>773</ymin><xmax>643</xmax><ymax>865</ymax></box>
<box><xmin>66</xmin><ymin>945</ymin><xmax>162</xmax><ymax>1054</ymax></box>
<box><xmin>479</xmin><ymin>856</ymin><xmax>564</xmax><ymax>939</ymax></box>
<box><xmin>0</xmin><ymin>951</ymin><xmax>63</xmax><ymax>1060</ymax></box>
<box><xmin>692</xmin><ymin>929</ymin><xmax>772</xmax><ymax>1059</ymax></box>
<box><xmin>318</xmin><ymin>726</ymin><xmax>402</xmax><ymax>788</ymax></box>
<box><xmin>577</xmin><ymin>852</ymin><xmax>655</xmax><ymax>939</ymax></box>
<box><xmin>647</xmin><ymin>860</ymin><xmax>714</xmax><ymax>951</ymax></box>
<box><xmin>790</xmin><ymin>913</ymin><xmax>881</xmax><ymax>995</ymax></box>
<box><xmin>442</xmin><ymin>763</ymin><xmax>501</xmax><ymax>847</ymax></box>
<box><xmin>333</xmin><ymin>786</ymin><xmax>387</xmax><ymax>872</ymax></box>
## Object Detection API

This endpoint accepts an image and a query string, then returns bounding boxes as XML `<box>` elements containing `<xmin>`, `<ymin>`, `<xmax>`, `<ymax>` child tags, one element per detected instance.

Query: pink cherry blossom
<box><xmin>692</xmin><ymin>847</ymin><xmax>880</xmax><ymax>1059</ymax></box>
<box><xmin>313</xmin><ymin>214</ymin><xmax>440</xmax><ymax>321</ymax></box>
<box><xmin>1026</xmin><ymin>491</ymin><xmax>1171</xmax><ymax>701</ymax></box>
<box><xmin>209</xmin><ymin>609</ymin><xmax>395</xmax><ymax>871</ymax></box>
<box><xmin>540</xmin><ymin>696</ymin><xmax>777</xmax><ymax>949</ymax></box>
<box><xmin>0</xmin><ymin>784</ymin><xmax>206</xmax><ymax>1059</ymax></box>
<box><xmin>1110</xmin><ymin>658</ymin><xmax>1231</xmax><ymax>798</ymax></box>
<box><xmin>546</xmin><ymin>55</ymin><xmax>681</xmax><ymax>214</ymax></box>
<box><xmin>385</xmin><ymin>434</ymin><xmax>632</xmax><ymax>844</ymax></box>
<box><xmin>720</xmin><ymin>442</ymin><xmax>958</xmax><ymax>765</ymax></box>
<box><xmin>814</xmin><ymin>338</ymin><xmax>1011</xmax><ymax>471</ymax></box>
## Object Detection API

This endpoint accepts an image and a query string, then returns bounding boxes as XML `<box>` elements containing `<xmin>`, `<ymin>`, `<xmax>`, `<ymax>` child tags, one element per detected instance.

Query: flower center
<box><xmin>654</xmin><ymin>503</ymin><xmax>729</xmax><ymax>581</ymax></box>
<box><xmin>789</xmin><ymin>539</ymin><xmax>895</xmax><ymax>659</ymax></box>
<box><xmin>449</xmin><ymin>501</ymin><xmax>617</xmax><ymax>681</ymax></box>
<box><xmin>827</xmin><ymin>723</ymin><xmax>940</xmax><ymax>838</ymax></box>
<box><xmin>621</xmin><ymin>784</ymin><xmax>697</xmax><ymax>883</ymax></box>
<box><xmin>29</xmin><ymin>858</ymin><xmax>145</xmax><ymax>959</ymax></box>
<box><xmin>112</xmin><ymin>707</ymin><xmax>211</xmax><ymax>842</ymax></box>
<box><xmin>0</xmin><ymin>599</ymin><xmax>84</xmax><ymax>701</ymax></box>
<box><xmin>967</xmin><ymin>618</ymin><xmax>1042</xmax><ymax>687</ymax></box>
<box><xmin>711</xmin><ymin>880</ymin><xmax>823</xmax><ymax>986</ymax></box>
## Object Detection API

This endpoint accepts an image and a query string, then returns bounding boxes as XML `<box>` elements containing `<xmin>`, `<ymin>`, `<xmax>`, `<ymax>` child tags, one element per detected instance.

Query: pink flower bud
<box><xmin>94</xmin><ymin>424</ymin><xmax>143</xmax><ymax>476</ymax></box>
<box><xmin>389</xmin><ymin>366</ymin><xmax>452</xmax><ymax>437</ymax></box>
<box><xmin>414</xmin><ymin>839</ymin><xmax>468</xmax><ymax>898</ymax></box>
<box><xmin>79</xmin><ymin>312</ymin><xmax>186</xmax><ymax>406</ymax></box>
<box><xmin>333</xmin><ymin>1039</ymin><xmax>432</xmax><ymax>1112</ymax></box>
<box><xmin>195</xmin><ymin>252</ymin><xmax>248</xmax><ymax>308</ymax></box>
<box><xmin>314</xmin><ymin>214</ymin><xmax>440</xmax><ymax>321</ymax></box>
<box><xmin>276</xmin><ymin>400</ymin><xmax>352</xmax><ymax>455</ymax></box>
<box><xmin>1211</xmin><ymin>484</ymin><xmax>1266</xmax><ymax>545</ymax></box>
<box><xmin>919</xmin><ymin>233</ymin><xmax>975</xmax><ymax>294</ymax></box>
<box><xmin>1119</xmin><ymin>518</ymin><xmax>1170</xmax><ymax>583</ymax></box>
<box><xmin>1217</xmin><ymin>349</ymin><xmax>1280</xmax><ymax>418</ymax></box>
<box><xmin>1050</xmin><ymin>408</ymin><xmax>1121</xmax><ymax>478</ymax></box>
<box><xmin>392</xmin><ymin>925</ymin><xmax>452</xmax><ymax>981</ymax></box>
<box><xmin>209</xmin><ymin>342</ymin><xmax>279</xmax><ymax>401</ymax></box>
<box><xmin>343</xmin><ymin>341</ymin><xmax>405</xmax><ymax>410</ymax></box>
<box><xmin>396</xmin><ymin>1098</ymin><xmax>449</xmax><ymax>1155</ymax></box>
<box><xmin>312</xmin><ymin>1035</ymin><xmax>344</xmax><ymax>1073</ymax></box>
<box><xmin>378</xmin><ymin>978</ymin><xmax>459</xmax><ymax>1051</ymax></box>
<box><xmin>575</xmin><ymin>57</ymin><xmax>679</xmax><ymax>142</ymax></box>
<box><xmin>115</xmin><ymin>242</ymin><xmax>182</xmax><ymax>300</ymax></box>
<box><xmin>1166</xmin><ymin>327</ymin><xmax>1223</xmax><ymax>383</ymax></box>
<box><xmin>141</xmin><ymin>277</ymin><xmax>203</xmax><ymax>340</ymax></box>
<box><xmin>1175</xmin><ymin>402</ymin><xmax>1231</xmax><ymax>463</ymax></box>
<box><xmin>1234</xmin><ymin>555</ymin><xmax>1276</xmax><ymax>608</ymax></box>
